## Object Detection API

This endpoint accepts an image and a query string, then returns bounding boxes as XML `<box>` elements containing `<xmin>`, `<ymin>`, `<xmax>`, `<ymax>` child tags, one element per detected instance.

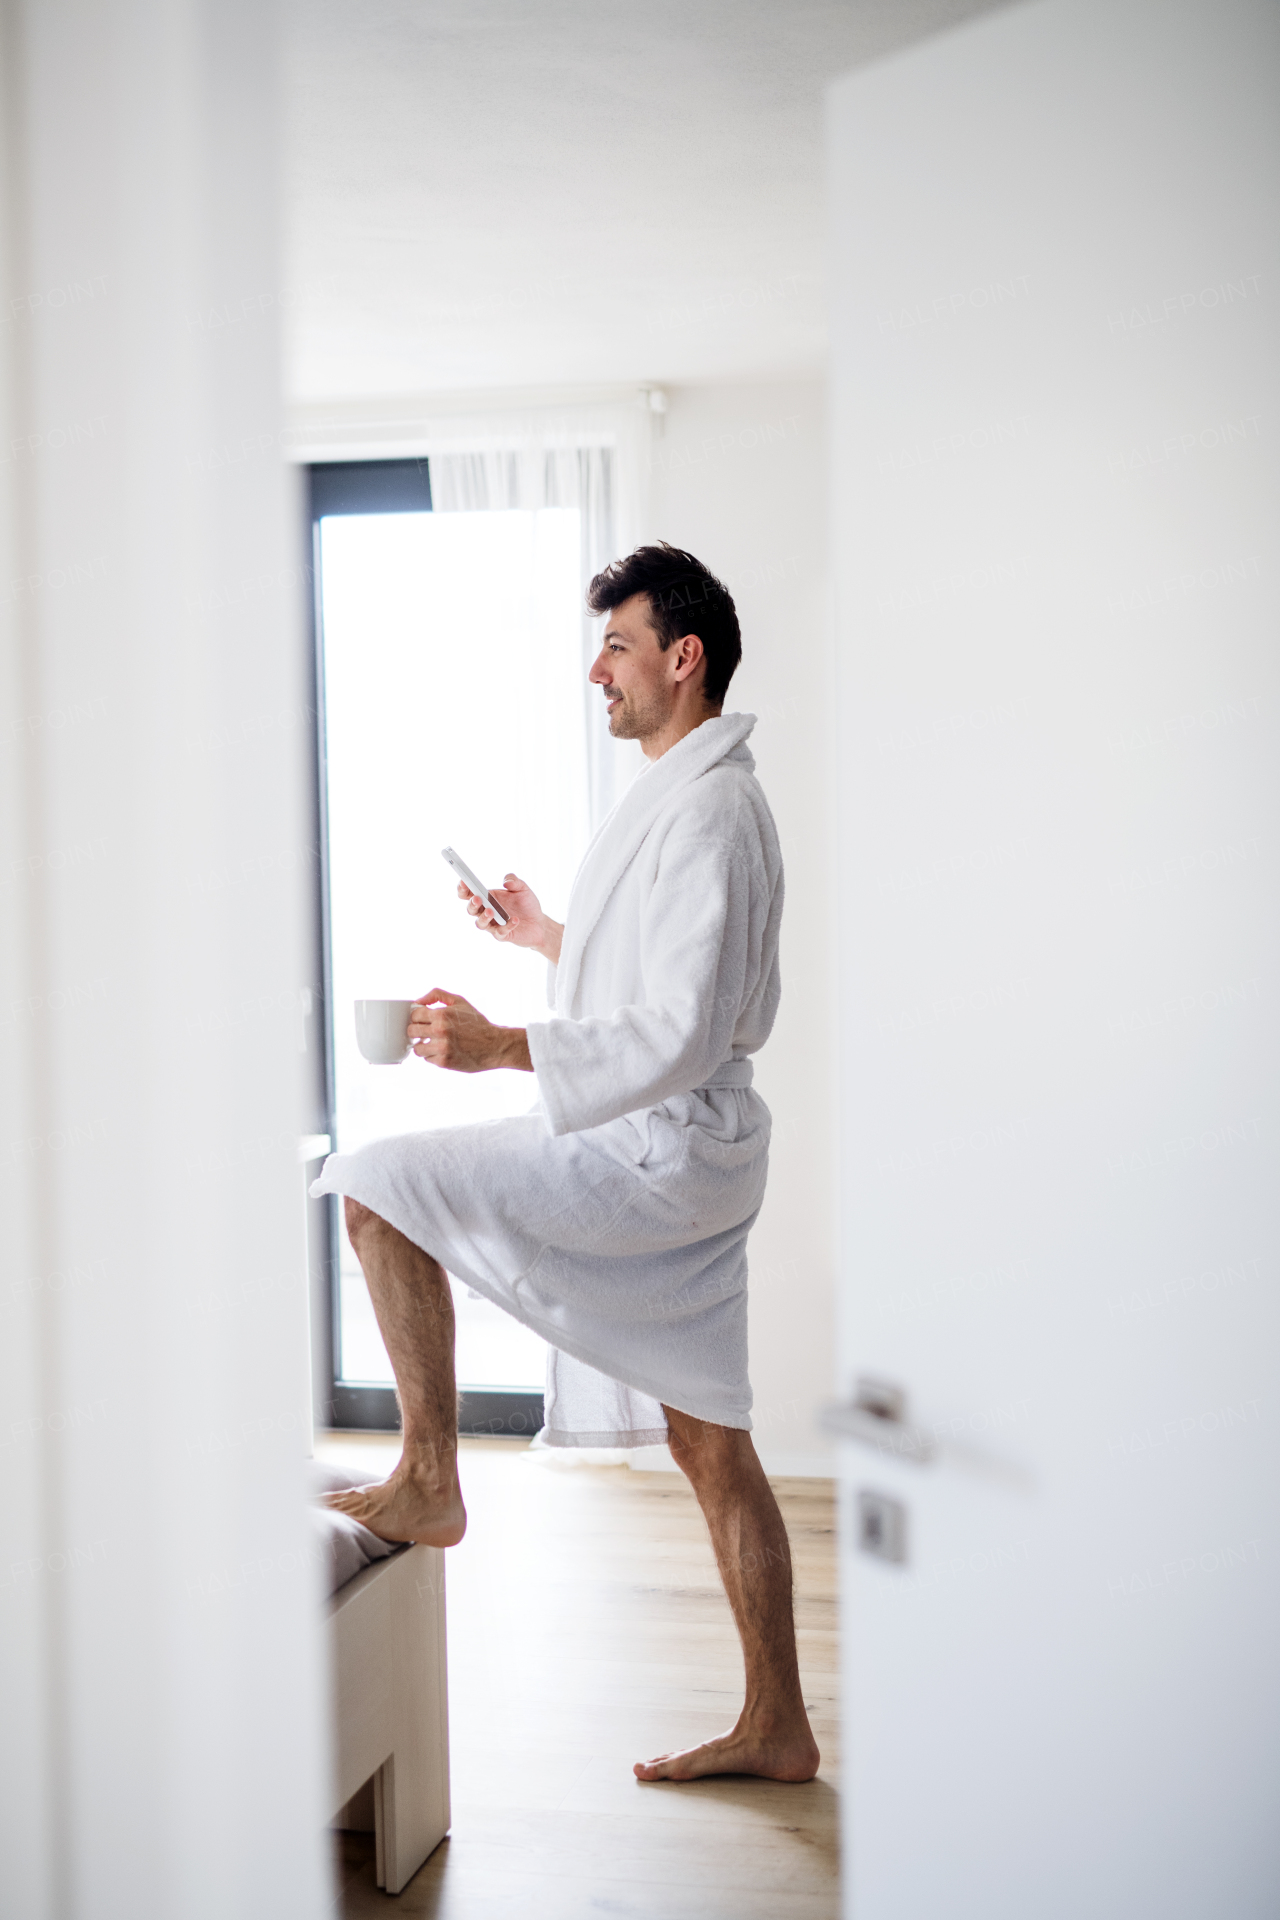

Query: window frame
<box><xmin>305</xmin><ymin>458</ymin><xmax>544</xmax><ymax>1439</ymax></box>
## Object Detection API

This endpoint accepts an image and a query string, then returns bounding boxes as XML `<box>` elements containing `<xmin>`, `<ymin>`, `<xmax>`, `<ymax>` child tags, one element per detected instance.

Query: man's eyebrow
<box><xmin>603</xmin><ymin>624</ymin><xmax>627</xmax><ymax>642</ymax></box>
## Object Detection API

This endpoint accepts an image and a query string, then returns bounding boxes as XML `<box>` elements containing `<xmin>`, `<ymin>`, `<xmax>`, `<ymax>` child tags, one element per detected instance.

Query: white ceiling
<box><xmin>283</xmin><ymin>0</ymin><xmax>1012</xmax><ymax>404</ymax></box>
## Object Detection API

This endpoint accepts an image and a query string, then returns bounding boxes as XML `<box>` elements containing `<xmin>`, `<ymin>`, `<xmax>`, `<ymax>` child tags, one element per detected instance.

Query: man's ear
<box><xmin>672</xmin><ymin>633</ymin><xmax>705</xmax><ymax>683</ymax></box>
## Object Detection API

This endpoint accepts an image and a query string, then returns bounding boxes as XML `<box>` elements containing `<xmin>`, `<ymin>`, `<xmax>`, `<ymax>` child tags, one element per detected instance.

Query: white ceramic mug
<box><xmin>354</xmin><ymin>999</ymin><xmax>414</xmax><ymax>1065</ymax></box>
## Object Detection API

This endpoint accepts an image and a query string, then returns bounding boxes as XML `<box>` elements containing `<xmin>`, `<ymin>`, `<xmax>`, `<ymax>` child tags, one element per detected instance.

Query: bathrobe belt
<box><xmin>697</xmin><ymin>1059</ymin><xmax>754</xmax><ymax>1091</ymax></box>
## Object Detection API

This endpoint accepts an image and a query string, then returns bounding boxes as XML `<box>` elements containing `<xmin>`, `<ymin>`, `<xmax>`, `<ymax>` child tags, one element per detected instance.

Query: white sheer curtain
<box><xmin>431</xmin><ymin>445</ymin><xmax>641</xmax><ymax>829</ymax></box>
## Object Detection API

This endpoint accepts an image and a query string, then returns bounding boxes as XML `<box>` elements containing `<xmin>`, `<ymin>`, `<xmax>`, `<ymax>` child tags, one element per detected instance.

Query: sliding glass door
<box><xmin>311</xmin><ymin>459</ymin><xmax>589</xmax><ymax>1430</ymax></box>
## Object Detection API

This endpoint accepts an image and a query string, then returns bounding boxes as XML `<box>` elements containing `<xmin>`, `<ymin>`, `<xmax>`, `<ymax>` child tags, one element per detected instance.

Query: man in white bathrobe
<box><xmin>316</xmin><ymin>543</ymin><xmax>819</xmax><ymax>1786</ymax></box>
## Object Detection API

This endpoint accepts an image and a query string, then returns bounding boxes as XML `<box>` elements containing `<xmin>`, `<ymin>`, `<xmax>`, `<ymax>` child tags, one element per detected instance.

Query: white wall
<box><xmin>650</xmin><ymin>381</ymin><xmax>836</xmax><ymax>1475</ymax></box>
<box><xmin>0</xmin><ymin>3</ymin><xmax>330</xmax><ymax>1913</ymax></box>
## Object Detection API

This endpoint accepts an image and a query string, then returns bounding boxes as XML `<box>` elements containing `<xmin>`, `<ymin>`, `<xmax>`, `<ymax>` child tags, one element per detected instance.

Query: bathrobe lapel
<box><xmin>555</xmin><ymin>711</ymin><xmax>758</xmax><ymax>1014</ymax></box>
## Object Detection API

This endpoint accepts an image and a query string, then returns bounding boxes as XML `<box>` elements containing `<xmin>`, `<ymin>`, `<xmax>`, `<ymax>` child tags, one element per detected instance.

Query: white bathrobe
<box><xmin>312</xmin><ymin>711</ymin><xmax>784</xmax><ymax>1446</ymax></box>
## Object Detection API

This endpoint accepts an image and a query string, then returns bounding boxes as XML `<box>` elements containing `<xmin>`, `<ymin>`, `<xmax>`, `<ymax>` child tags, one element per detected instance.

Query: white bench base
<box><xmin>328</xmin><ymin>1542</ymin><xmax>450</xmax><ymax>1894</ymax></box>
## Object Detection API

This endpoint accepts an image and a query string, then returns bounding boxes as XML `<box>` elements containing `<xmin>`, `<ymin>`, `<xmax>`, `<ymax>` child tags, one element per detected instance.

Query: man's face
<box><xmin>588</xmin><ymin>592</ymin><xmax>699</xmax><ymax>740</ymax></box>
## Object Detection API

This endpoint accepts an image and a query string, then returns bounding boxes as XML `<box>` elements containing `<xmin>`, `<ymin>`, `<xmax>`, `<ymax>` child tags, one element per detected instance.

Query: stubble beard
<box><xmin>606</xmin><ymin>685</ymin><xmax>666</xmax><ymax>742</ymax></box>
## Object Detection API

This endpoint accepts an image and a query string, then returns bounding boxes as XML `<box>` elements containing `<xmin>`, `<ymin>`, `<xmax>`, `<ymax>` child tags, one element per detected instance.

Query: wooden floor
<box><xmin>316</xmin><ymin>1434</ymin><xmax>839</xmax><ymax>1919</ymax></box>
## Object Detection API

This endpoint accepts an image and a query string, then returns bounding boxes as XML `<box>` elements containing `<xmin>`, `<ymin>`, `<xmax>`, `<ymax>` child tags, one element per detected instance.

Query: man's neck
<box><xmin>640</xmin><ymin>703</ymin><xmax>722</xmax><ymax>762</ymax></box>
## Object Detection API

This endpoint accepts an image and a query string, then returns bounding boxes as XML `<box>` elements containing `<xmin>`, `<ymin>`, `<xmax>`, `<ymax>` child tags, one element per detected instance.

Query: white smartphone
<box><xmin>441</xmin><ymin>845</ymin><xmax>511</xmax><ymax>927</ymax></box>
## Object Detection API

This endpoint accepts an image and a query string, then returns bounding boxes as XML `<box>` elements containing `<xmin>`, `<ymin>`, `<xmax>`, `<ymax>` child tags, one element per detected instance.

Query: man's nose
<box><xmin>588</xmin><ymin>651</ymin><xmax>611</xmax><ymax>685</ymax></box>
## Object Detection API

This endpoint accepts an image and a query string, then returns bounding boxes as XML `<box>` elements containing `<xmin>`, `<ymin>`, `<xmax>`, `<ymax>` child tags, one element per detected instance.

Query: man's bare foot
<box><xmin>634</xmin><ymin>1717</ymin><xmax>820</xmax><ymax>1784</ymax></box>
<box><xmin>324</xmin><ymin>1452</ymin><xmax>467</xmax><ymax>1548</ymax></box>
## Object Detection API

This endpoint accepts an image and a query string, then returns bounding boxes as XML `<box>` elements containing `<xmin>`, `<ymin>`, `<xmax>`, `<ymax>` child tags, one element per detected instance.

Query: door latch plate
<box><xmin>857</xmin><ymin>1489</ymin><xmax>907</xmax><ymax>1565</ymax></box>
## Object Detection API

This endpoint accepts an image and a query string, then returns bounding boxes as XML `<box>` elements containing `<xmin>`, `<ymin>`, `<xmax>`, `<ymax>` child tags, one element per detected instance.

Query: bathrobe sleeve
<box><xmin>526</xmin><ymin>788</ymin><xmax>766</xmax><ymax>1136</ymax></box>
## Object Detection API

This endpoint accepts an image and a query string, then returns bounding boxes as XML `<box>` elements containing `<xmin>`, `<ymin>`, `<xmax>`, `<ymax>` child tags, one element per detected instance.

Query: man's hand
<box><xmin>408</xmin><ymin>988</ymin><xmax>532</xmax><ymax>1074</ymax></box>
<box><xmin>457</xmin><ymin>873</ymin><xmax>563</xmax><ymax>966</ymax></box>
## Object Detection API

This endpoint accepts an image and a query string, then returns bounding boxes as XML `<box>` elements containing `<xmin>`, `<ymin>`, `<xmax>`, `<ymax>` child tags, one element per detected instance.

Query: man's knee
<box><xmin>344</xmin><ymin>1196</ymin><xmax>381</xmax><ymax>1244</ymax></box>
<box><xmin>664</xmin><ymin>1407</ymin><xmax>752</xmax><ymax>1485</ymax></box>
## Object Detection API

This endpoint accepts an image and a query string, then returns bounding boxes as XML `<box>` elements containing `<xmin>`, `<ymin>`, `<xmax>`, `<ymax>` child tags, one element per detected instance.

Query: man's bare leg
<box><xmin>323</xmin><ymin>1198</ymin><xmax>466</xmax><ymax>1548</ymax></box>
<box><xmin>634</xmin><ymin>1408</ymin><xmax>820</xmax><ymax>1783</ymax></box>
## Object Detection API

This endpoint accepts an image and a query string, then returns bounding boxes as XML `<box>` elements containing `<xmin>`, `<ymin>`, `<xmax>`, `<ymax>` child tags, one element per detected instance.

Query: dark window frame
<box><xmin>305</xmin><ymin>458</ymin><xmax>544</xmax><ymax>1439</ymax></box>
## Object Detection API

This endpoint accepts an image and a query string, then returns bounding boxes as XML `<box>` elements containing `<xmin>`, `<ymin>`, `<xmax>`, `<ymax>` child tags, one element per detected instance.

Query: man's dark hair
<box><xmin>586</xmin><ymin>542</ymin><xmax>742</xmax><ymax>708</ymax></box>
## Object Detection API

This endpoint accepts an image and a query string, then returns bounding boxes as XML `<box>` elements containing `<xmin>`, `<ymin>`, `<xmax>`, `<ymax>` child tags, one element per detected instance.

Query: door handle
<box><xmin>820</xmin><ymin>1375</ymin><xmax>935</xmax><ymax>1464</ymax></box>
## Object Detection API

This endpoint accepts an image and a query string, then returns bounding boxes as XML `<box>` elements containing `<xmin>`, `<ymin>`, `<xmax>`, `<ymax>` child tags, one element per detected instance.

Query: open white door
<box><xmin>830</xmin><ymin>1</ymin><xmax>1279</xmax><ymax>1913</ymax></box>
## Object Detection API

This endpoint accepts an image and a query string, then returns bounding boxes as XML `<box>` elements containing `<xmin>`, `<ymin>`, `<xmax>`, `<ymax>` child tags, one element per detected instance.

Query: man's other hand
<box><xmin>457</xmin><ymin>874</ymin><xmax>563</xmax><ymax>965</ymax></box>
<box><xmin>409</xmin><ymin>989</ymin><xmax>532</xmax><ymax>1073</ymax></box>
